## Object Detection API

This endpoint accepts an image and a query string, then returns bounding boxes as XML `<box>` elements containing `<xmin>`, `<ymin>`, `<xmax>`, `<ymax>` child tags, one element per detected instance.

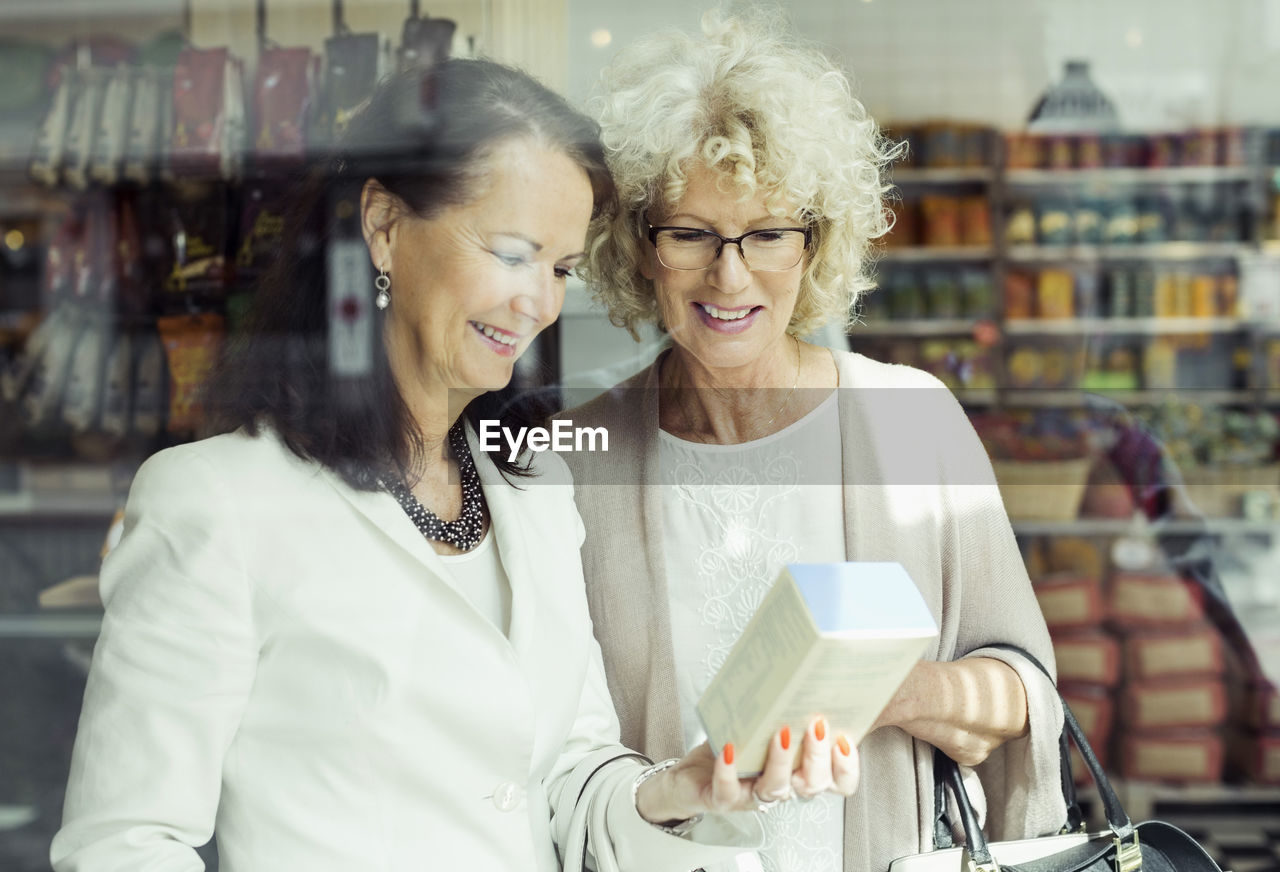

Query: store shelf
<box><xmin>890</xmin><ymin>167</ymin><xmax>996</xmax><ymax>184</ymax></box>
<box><xmin>1011</xmin><ymin>517</ymin><xmax>1278</xmax><ymax>537</ymax></box>
<box><xmin>852</xmin><ymin>318</ymin><xmax>991</xmax><ymax>337</ymax></box>
<box><xmin>0</xmin><ymin>613</ymin><xmax>101</xmax><ymax>639</ymax></box>
<box><xmin>878</xmin><ymin>246</ymin><xmax>995</xmax><ymax>263</ymax></box>
<box><xmin>1000</xmin><ymin>389</ymin><xmax>1254</xmax><ymax>408</ymax></box>
<box><xmin>1004</xmin><ymin>317</ymin><xmax>1251</xmax><ymax>336</ymax></box>
<box><xmin>1006</xmin><ymin>242</ymin><xmax>1253</xmax><ymax>262</ymax></box>
<box><xmin>0</xmin><ymin>492</ymin><xmax>121</xmax><ymax>519</ymax></box>
<box><xmin>1005</xmin><ymin>166</ymin><xmax>1259</xmax><ymax>186</ymax></box>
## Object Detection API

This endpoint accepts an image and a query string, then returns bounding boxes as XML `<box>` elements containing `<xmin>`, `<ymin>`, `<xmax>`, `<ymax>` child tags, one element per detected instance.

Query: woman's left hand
<box><xmin>635</xmin><ymin>716</ymin><xmax>859</xmax><ymax>826</ymax></box>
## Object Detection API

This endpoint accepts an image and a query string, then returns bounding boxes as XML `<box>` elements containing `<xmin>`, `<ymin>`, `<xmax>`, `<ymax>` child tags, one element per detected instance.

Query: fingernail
<box><xmin>837</xmin><ymin>735</ymin><xmax>851</xmax><ymax>756</ymax></box>
<box><xmin>723</xmin><ymin>743</ymin><xmax>735</xmax><ymax>766</ymax></box>
<box><xmin>780</xmin><ymin>725</ymin><xmax>791</xmax><ymax>751</ymax></box>
<box><xmin>815</xmin><ymin>718</ymin><xmax>826</xmax><ymax>742</ymax></box>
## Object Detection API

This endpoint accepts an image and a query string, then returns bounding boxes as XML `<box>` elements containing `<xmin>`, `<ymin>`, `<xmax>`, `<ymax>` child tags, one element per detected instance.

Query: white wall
<box><xmin>566</xmin><ymin>0</ymin><xmax>1280</xmax><ymax>130</ymax></box>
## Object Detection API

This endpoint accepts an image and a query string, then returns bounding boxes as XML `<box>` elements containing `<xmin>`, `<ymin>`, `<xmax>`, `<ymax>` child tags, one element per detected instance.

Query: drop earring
<box><xmin>374</xmin><ymin>269</ymin><xmax>391</xmax><ymax>310</ymax></box>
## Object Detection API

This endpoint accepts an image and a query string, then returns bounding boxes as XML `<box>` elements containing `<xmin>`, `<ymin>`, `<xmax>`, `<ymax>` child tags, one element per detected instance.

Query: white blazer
<box><xmin>51</xmin><ymin>426</ymin><xmax>757</xmax><ymax>872</ymax></box>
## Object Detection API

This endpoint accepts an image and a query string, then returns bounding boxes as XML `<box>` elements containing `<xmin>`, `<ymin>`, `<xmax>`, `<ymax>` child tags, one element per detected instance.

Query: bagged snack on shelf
<box><xmin>122</xmin><ymin>66</ymin><xmax>166</xmax><ymax>184</ymax></box>
<box><xmin>98</xmin><ymin>330</ymin><xmax>133</xmax><ymax>439</ymax></box>
<box><xmin>234</xmin><ymin>179</ymin><xmax>289</xmax><ymax>286</ymax></box>
<box><xmin>130</xmin><ymin>329</ymin><xmax>166</xmax><ymax>438</ymax></box>
<box><xmin>1004</xmin><ymin>201</ymin><xmax>1037</xmax><ymax>245</ymax></box>
<box><xmin>88</xmin><ymin>64</ymin><xmax>135</xmax><ymax>186</ymax></box>
<box><xmin>397</xmin><ymin>9</ymin><xmax>455</xmax><ymax>71</ymax></box>
<box><xmin>1179</xmin><ymin>128</ymin><xmax>1220</xmax><ymax>167</ymax></box>
<box><xmin>61</xmin><ymin>310</ymin><xmax>112</xmax><ymax>433</ymax></box>
<box><xmin>316</xmin><ymin>31</ymin><xmax>381</xmax><ymax>148</ymax></box>
<box><xmin>1073</xmin><ymin>197</ymin><xmax>1105</xmax><ymax>245</ymax></box>
<box><xmin>1036</xmin><ymin>196</ymin><xmax>1073</xmax><ymax>245</ymax></box>
<box><xmin>162</xmin><ymin>181</ymin><xmax>232</xmax><ymax>300</ymax></box>
<box><xmin>1002</xmin><ymin>132</ymin><xmax>1042</xmax><ymax>169</ymax></box>
<box><xmin>924</xmin><ymin>270</ymin><xmax>961</xmax><ymax>318</ymax></box>
<box><xmin>960</xmin><ymin>269</ymin><xmax>996</xmax><ymax>317</ymax></box>
<box><xmin>19</xmin><ymin>304</ymin><xmax>90</xmax><ymax>429</ymax></box>
<box><xmin>252</xmin><ymin>46</ymin><xmax>316</xmax><ymax>164</ymax></box>
<box><xmin>156</xmin><ymin>311</ymin><xmax>225</xmax><ymax>435</ymax></box>
<box><xmin>1103</xmin><ymin>196</ymin><xmax>1140</xmax><ymax>243</ymax></box>
<box><xmin>1044</xmin><ymin>134</ymin><xmax>1074</xmax><ymax>170</ymax></box>
<box><xmin>29</xmin><ymin>63</ymin><xmax>75</xmax><ymax>186</ymax></box>
<box><xmin>63</xmin><ymin>66</ymin><xmax>110</xmax><ymax>190</ymax></box>
<box><xmin>170</xmin><ymin>46</ymin><xmax>245</xmax><ymax>180</ymax></box>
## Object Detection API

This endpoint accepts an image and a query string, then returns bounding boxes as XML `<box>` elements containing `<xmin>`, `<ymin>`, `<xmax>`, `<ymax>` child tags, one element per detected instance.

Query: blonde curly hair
<box><xmin>581</xmin><ymin>6</ymin><xmax>900</xmax><ymax>340</ymax></box>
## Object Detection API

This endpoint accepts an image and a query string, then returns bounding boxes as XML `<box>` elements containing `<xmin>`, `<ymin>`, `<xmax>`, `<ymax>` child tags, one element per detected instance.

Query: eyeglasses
<box><xmin>645</xmin><ymin>218</ymin><xmax>811</xmax><ymax>271</ymax></box>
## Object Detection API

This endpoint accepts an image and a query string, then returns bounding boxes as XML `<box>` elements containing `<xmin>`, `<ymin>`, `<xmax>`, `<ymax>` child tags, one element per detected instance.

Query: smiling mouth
<box><xmin>470</xmin><ymin>321</ymin><xmax>520</xmax><ymax>346</ymax></box>
<box><xmin>697</xmin><ymin>303</ymin><xmax>760</xmax><ymax>321</ymax></box>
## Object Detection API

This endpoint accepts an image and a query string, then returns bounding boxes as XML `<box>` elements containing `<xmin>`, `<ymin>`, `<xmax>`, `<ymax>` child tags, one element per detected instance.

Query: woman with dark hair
<box><xmin>50</xmin><ymin>60</ymin><xmax>855</xmax><ymax>872</ymax></box>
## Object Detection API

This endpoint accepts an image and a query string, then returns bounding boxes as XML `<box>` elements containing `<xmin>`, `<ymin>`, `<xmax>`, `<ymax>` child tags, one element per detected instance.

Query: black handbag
<box><xmin>895</xmin><ymin>646</ymin><xmax>1225</xmax><ymax>872</ymax></box>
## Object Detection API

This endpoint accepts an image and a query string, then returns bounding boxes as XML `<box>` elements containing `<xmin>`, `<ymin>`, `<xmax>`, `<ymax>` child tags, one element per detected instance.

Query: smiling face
<box><xmin>364</xmin><ymin>138</ymin><xmax>593</xmax><ymax>414</ymax></box>
<box><xmin>642</xmin><ymin>162</ymin><xmax>806</xmax><ymax>378</ymax></box>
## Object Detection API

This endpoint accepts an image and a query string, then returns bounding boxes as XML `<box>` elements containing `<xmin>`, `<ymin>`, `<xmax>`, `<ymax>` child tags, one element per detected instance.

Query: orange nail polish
<box><xmin>815</xmin><ymin>718</ymin><xmax>826</xmax><ymax>742</ymax></box>
<box><xmin>780</xmin><ymin>725</ymin><xmax>791</xmax><ymax>751</ymax></box>
<box><xmin>723</xmin><ymin>743</ymin><xmax>735</xmax><ymax>766</ymax></box>
<box><xmin>837</xmin><ymin>735</ymin><xmax>851</xmax><ymax>756</ymax></box>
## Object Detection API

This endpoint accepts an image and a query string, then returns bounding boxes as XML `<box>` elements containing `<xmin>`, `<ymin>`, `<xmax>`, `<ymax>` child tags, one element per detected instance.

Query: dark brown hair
<box><xmin>205</xmin><ymin>59</ymin><xmax>616</xmax><ymax>488</ymax></box>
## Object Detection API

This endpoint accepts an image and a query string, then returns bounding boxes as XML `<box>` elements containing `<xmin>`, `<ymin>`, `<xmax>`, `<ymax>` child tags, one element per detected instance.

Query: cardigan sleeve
<box><xmin>937</xmin><ymin>392</ymin><xmax>1068</xmax><ymax>841</ymax></box>
<box><xmin>51</xmin><ymin>447</ymin><xmax>258</xmax><ymax>871</ymax></box>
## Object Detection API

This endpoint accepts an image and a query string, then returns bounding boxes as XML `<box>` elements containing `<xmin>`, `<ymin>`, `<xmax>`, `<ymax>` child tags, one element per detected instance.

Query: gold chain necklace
<box><xmin>672</xmin><ymin>334</ymin><xmax>802</xmax><ymax>444</ymax></box>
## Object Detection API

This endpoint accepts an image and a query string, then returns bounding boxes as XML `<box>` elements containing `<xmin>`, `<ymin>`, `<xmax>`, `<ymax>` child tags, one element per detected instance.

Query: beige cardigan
<box><xmin>558</xmin><ymin>349</ymin><xmax>1067</xmax><ymax>872</ymax></box>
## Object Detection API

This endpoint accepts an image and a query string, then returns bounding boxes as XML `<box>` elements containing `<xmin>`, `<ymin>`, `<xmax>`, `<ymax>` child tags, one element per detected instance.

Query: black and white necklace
<box><xmin>384</xmin><ymin>423</ymin><xmax>486</xmax><ymax>551</ymax></box>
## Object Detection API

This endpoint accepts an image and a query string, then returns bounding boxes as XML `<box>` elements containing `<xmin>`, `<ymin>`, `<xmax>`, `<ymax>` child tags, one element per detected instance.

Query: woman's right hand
<box><xmin>634</xmin><ymin>716</ymin><xmax>860</xmax><ymax>826</ymax></box>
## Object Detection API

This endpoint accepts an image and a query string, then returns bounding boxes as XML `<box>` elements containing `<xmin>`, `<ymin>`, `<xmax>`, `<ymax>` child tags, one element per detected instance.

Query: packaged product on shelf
<box><xmin>1102</xmin><ymin>132</ymin><xmax>1145</xmax><ymax>168</ymax></box>
<box><xmin>887</xmin><ymin>271</ymin><xmax>926</xmax><ymax>320</ymax></box>
<box><xmin>1218</xmin><ymin>126</ymin><xmax>1250</xmax><ymax>166</ymax></box>
<box><xmin>1147</xmin><ymin>132</ymin><xmax>1180</xmax><ymax>168</ymax></box>
<box><xmin>234</xmin><ymin>180</ymin><xmax>290</xmax><ymax>286</ymax></box>
<box><xmin>62</xmin><ymin>66</ymin><xmax>109</xmax><ymax>190</ymax></box>
<box><xmin>317</xmin><ymin>31</ymin><xmax>382</xmax><ymax>146</ymax></box>
<box><xmin>1119</xmin><ymin>731</ymin><xmax>1226</xmax><ymax>783</ymax></box>
<box><xmin>88</xmin><ymin>64</ymin><xmax>134</xmax><ymax>186</ymax></box>
<box><xmin>1132</xmin><ymin>267</ymin><xmax>1157</xmax><ymax>317</ymax></box>
<box><xmin>921</xmin><ymin>195</ymin><xmax>961</xmax><ymax>246</ymax></box>
<box><xmin>1052</xmin><ymin>630</ymin><xmax>1122</xmax><ymax>686</ymax></box>
<box><xmin>122</xmin><ymin>66</ymin><xmax>166</xmax><ymax>184</ymax></box>
<box><xmin>1037</xmin><ymin>197</ymin><xmax>1073</xmax><ymax>245</ymax></box>
<box><xmin>1003</xmin><ymin>271</ymin><xmax>1035</xmax><ymax>319</ymax></box>
<box><xmin>1073</xmin><ymin>267</ymin><xmax>1101</xmax><ymax>317</ymax></box>
<box><xmin>1121</xmin><ymin>678</ymin><xmax>1229</xmax><ymax>730</ymax></box>
<box><xmin>1002</xmin><ymin>131</ymin><xmax>1042</xmax><ymax>169</ymax></box>
<box><xmin>60</xmin><ymin>311</ymin><xmax>112</xmax><ymax>433</ymax></box>
<box><xmin>1124</xmin><ymin>624</ymin><xmax>1226</xmax><ymax>682</ymax></box>
<box><xmin>156</xmin><ymin>312</ymin><xmax>225</xmax><ymax>435</ymax></box>
<box><xmin>884</xmin><ymin>197</ymin><xmax>918</xmax><ymax>247</ymax></box>
<box><xmin>29</xmin><ymin>65</ymin><xmax>75</xmax><ymax>187</ymax></box>
<box><xmin>1136</xmin><ymin>191</ymin><xmax>1172</xmax><ymax>243</ymax></box>
<box><xmin>1005</xmin><ymin>346</ymin><xmax>1044</xmax><ymax>388</ymax></box>
<box><xmin>1044</xmin><ymin>134</ymin><xmax>1074</xmax><ymax>170</ymax></box>
<box><xmin>1046</xmin><ymin>536</ymin><xmax>1107</xmax><ymax>580</ymax></box>
<box><xmin>1033</xmin><ymin>573</ymin><xmax>1106</xmax><ymax>630</ymax></box>
<box><xmin>1004</xmin><ymin>201</ymin><xmax>1037</xmax><ymax>245</ymax></box>
<box><xmin>162</xmin><ymin>181</ymin><xmax>232</xmax><ymax>300</ymax></box>
<box><xmin>1110</xmin><ymin>571</ymin><xmax>1208</xmax><ymax>628</ymax></box>
<box><xmin>20</xmin><ymin>305</ymin><xmax>89</xmax><ymax>429</ymax></box>
<box><xmin>98</xmin><ymin>330</ymin><xmax>133</xmax><ymax>439</ymax></box>
<box><xmin>1036</xmin><ymin>268</ymin><xmax>1075</xmax><ymax>318</ymax></box>
<box><xmin>1105</xmin><ymin>266</ymin><xmax>1134</xmax><ymax>317</ymax></box>
<box><xmin>252</xmin><ymin>46</ymin><xmax>317</xmax><ymax>164</ymax></box>
<box><xmin>924</xmin><ymin>270</ymin><xmax>962</xmax><ymax>318</ymax></box>
<box><xmin>1103</xmin><ymin>197</ymin><xmax>1140</xmax><ymax>244</ymax></box>
<box><xmin>1179</xmin><ymin>128</ymin><xmax>1220</xmax><ymax>167</ymax></box>
<box><xmin>960</xmin><ymin>269</ymin><xmax>996</xmax><ymax>317</ymax></box>
<box><xmin>1073</xmin><ymin>197</ymin><xmax>1105</xmax><ymax>244</ymax></box>
<box><xmin>170</xmin><ymin>47</ymin><xmax>244</xmax><ymax>180</ymax></box>
<box><xmin>130</xmin><ymin>329</ymin><xmax>166</xmax><ymax>438</ymax></box>
<box><xmin>958</xmin><ymin>195</ymin><xmax>991</xmax><ymax>246</ymax></box>
<box><xmin>1075</xmin><ymin>133</ymin><xmax>1103</xmax><ymax>169</ymax></box>
<box><xmin>1142</xmin><ymin>340</ymin><xmax>1178</xmax><ymax>390</ymax></box>
<box><xmin>1190</xmin><ymin>273</ymin><xmax>1217</xmax><ymax>318</ymax></box>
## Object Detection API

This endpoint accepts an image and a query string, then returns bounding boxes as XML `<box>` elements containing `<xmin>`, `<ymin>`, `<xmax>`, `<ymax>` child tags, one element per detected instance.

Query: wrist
<box><xmin>634</xmin><ymin>759</ymin><xmax>700</xmax><ymax>832</ymax></box>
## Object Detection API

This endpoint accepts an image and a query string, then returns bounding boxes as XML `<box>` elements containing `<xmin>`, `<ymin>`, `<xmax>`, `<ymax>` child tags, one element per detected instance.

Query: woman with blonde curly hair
<box><xmin>558</xmin><ymin>8</ymin><xmax>1068</xmax><ymax>872</ymax></box>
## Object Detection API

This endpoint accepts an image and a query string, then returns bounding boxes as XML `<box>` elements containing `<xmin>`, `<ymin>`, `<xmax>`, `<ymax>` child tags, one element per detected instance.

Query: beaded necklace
<box><xmin>384</xmin><ymin>423</ymin><xmax>486</xmax><ymax>551</ymax></box>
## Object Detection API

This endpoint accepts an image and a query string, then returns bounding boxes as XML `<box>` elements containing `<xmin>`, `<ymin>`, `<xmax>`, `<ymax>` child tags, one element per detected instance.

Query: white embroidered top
<box><xmin>659</xmin><ymin>392</ymin><xmax>846</xmax><ymax>872</ymax></box>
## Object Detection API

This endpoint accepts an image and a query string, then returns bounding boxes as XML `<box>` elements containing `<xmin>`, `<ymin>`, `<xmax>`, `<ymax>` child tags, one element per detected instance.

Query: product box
<box><xmin>1123</xmin><ymin>625</ymin><xmax>1224</xmax><ymax>681</ymax></box>
<box><xmin>1108</xmin><ymin>572</ymin><xmax>1206</xmax><ymax>628</ymax></box>
<box><xmin>1120</xmin><ymin>678</ymin><xmax>1229</xmax><ymax>730</ymax></box>
<box><xmin>1034</xmin><ymin>573</ymin><xmax>1105</xmax><ymax>630</ymax></box>
<box><xmin>697</xmin><ymin>562</ymin><xmax>938</xmax><ymax>775</ymax></box>
<box><xmin>1053</xmin><ymin>631</ymin><xmax>1122</xmax><ymax>686</ymax></box>
<box><xmin>1119</xmin><ymin>731</ymin><xmax>1225</xmax><ymax>783</ymax></box>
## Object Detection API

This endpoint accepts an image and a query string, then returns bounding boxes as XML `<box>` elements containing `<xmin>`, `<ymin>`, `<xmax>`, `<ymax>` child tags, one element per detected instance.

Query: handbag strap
<box><xmin>930</xmin><ymin>644</ymin><xmax>1135</xmax><ymax>852</ymax></box>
